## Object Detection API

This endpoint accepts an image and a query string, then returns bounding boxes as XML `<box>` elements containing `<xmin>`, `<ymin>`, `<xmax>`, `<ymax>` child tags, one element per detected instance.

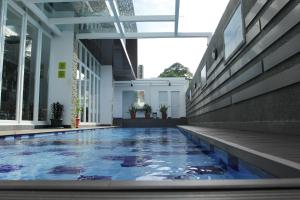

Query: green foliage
<box><xmin>51</xmin><ymin>102</ymin><xmax>64</xmax><ymax>120</ymax></box>
<box><xmin>143</xmin><ymin>104</ymin><xmax>152</xmax><ymax>114</ymax></box>
<box><xmin>128</xmin><ymin>104</ymin><xmax>137</xmax><ymax>114</ymax></box>
<box><xmin>158</xmin><ymin>63</ymin><xmax>193</xmax><ymax>79</ymax></box>
<box><xmin>159</xmin><ymin>105</ymin><xmax>168</xmax><ymax>113</ymax></box>
<box><xmin>75</xmin><ymin>98</ymin><xmax>82</xmax><ymax>118</ymax></box>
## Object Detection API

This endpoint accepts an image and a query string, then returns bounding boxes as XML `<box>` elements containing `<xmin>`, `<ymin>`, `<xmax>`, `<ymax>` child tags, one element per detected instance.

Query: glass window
<box><xmin>38</xmin><ymin>34</ymin><xmax>50</xmax><ymax>121</ymax></box>
<box><xmin>87</xmin><ymin>53</ymin><xmax>90</xmax><ymax>68</ymax></box>
<box><xmin>0</xmin><ymin>7</ymin><xmax>22</xmax><ymax>120</ymax></box>
<box><xmin>98</xmin><ymin>79</ymin><xmax>100</xmax><ymax>123</ymax></box>
<box><xmin>81</xmin><ymin>47</ymin><xmax>85</xmax><ymax>64</ymax></box>
<box><xmin>80</xmin><ymin>66</ymin><xmax>85</xmax><ymax>122</ymax></box>
<box><xmin>85</xmin><ymin>69</ymin><xmax>89</xmax><ymax>122</ymax></box>
<box><xmin>201</xmin><ymin>65</ymin><xmax>207</xmax><ymax>87</ymax></box>
<box><xmin>90</xmin><ymin>74</ymin><xmax>94</xmax><ymax>122</ymax></box>
<box><xmin>224</xmin><ymin>4</ymin><xmax>244</xmax><ymax>60</ymax></box>
<box><xmin>22</xmin><ymin>22</ymin><xmax>38</xmax><ymax>120</ymax></box>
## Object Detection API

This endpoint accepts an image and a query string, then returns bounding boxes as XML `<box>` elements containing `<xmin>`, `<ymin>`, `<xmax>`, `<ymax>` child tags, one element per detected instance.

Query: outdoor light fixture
<box><xmin>212</xmin><ymin>48</ymin><xmax>218</xmax><ymax>60</ymax></box>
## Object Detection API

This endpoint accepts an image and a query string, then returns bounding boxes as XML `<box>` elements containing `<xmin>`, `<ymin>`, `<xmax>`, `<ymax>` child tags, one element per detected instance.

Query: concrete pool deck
<box><xmin>178</xmin><ymin>126</ymin><xmax>300</xmax><ymax>164</ymax></box>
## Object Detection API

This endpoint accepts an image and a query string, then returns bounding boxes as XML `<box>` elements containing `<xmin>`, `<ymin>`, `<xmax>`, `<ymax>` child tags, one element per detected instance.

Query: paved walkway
<box><xmin>179</xmin><ymin>125</ymin><xmax>300</xmax><ymax>164</ymax></box>
<box><xmin>0</xmin><ymin>126</ymin><xmax>117</xmax><ymax>137</ymax></box>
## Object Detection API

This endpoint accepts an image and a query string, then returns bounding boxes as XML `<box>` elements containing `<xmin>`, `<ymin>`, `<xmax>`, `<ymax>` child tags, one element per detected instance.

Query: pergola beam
<box><xmin>20</xmin><ymin>0</ymin><xmax>61</xmax><ymax>36</ymax></box>
<box><xmin>174</xmin><ymin>0</ymin><xmax>180</xmax><ymax>36</ymax></box>
<box><xmin>49</xmin><ymin>15</ymin><xmax>175</xmax><ymax>25</ymax></box>
<box><xmin>106</xmin><ymin>0</ymin><xmax>124</xmax><ymax>37</ymax></box>
<box><xmin>77</xmin><ymin>32</ymin><xmax>213</xmax><ymax>40</ymax></box>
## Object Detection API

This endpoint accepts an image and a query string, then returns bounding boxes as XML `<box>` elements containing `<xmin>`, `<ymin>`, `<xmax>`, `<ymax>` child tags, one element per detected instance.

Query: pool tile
<box><xmin>45</xmin><ymin>148</ymin><xmax>67</xmax><ymax>152</ymax></box>
<box><xmin>0</xmin><ymin>164</ymin><xmax>23</xmax><ymax>173</ymax></box>
<box><xmin>49</xmin><ymin>166</ymin><xmax>84</xmax><ymax>174</ymax></box>
<box><xmin>78</xmin><ymin>175</ymin><xmax>112</xmax><ymax>180</ymax></box>
<box><xmin>121</xmin><ymin>156</ymin><xmax>152</xmax><ymax>167</ymax></box>
<box><xmin>57</xmin><ymin>152</ymin><xmax>80</xmax><ymax>157</ymax></box>
<box><xmin>17</xmin><ymin>151</ymin><xmax>37</xmax><ymax>156</ymax></box>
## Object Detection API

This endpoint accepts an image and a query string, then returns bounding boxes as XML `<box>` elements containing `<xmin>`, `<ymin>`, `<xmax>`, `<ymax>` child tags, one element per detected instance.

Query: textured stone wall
<box><xmin>71</xmin><ymin>41</ymin><xmax>79</xmax><ymax>128</ymax></box>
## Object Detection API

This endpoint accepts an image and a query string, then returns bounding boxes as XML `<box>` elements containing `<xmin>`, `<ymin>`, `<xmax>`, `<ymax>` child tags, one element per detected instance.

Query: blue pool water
<box><xmin>0</xmin><ymin>128</ymin><xmax>271</xmax><ymax>180</ymax></box>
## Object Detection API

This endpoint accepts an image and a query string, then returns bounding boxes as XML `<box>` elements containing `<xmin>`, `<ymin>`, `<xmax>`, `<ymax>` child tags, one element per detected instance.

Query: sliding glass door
<box><xmin>0</xmin><ymin>6</ymin><xmax>22</xmax><ymax>120</ymax></box>
<box><xmin>0</xmin><ymin>1</ymin><xmax>51</xmax><ymax>124</ymax></box>
<box><xmin>22</xmin><ymin>22</ymin><xmax>38</xmax><ymax>120</ymax></box>
<box><xmin>76</xmin><ymin>41</ymin><xmax>101</xmax><ymax>124</ymax></box>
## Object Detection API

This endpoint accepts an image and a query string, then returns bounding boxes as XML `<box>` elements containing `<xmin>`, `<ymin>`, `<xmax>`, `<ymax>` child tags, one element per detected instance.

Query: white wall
<box><xmin>100</xmin><ymin>65</ymin><xmax>113</xmax><ymax>124</ymax></box>
<box><xmin>113</xmin><ymin>78</ymin><xmax>189</xmax><ymax>119</ymax></box>
<box><xmin>48</xmin><ymin>30</ymin><xmax>74</xmax><ymax>126</ymax></box>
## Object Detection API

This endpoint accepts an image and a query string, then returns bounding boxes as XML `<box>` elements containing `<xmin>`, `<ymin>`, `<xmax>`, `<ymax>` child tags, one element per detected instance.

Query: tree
<box><xmin>158</xmin><ymin>63</ymin><xmax>193</xmax><ymax>79</ymax></box>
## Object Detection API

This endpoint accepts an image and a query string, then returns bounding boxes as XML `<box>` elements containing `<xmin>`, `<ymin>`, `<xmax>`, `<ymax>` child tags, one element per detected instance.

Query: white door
<box><xmin>122</xmin><ymin>91</ymin><xmax>135</xmax><ymax>119</ymax></box>
<box><xmin>171</xmin><ymin>91</ymin><xmax>180</xmax><ymax>118</ymax></box>
<box><xmin>158</xmin><ymin>91</ymin><xmax>168</xmax><ymax>117</ymax></box>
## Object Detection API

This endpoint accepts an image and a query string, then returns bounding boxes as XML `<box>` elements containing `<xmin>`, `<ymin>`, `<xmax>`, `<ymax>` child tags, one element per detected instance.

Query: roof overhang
<box><xmin>16</xmin><ymin>0</ymin><xmax>213</xmax><ymax>40</ymax></box>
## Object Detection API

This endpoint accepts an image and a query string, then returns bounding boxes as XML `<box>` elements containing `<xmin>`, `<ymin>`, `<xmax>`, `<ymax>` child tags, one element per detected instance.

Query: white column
<box><xmin>100</xmin><ymin>65</ymin><xmax>113</xmax><ymax>125</ymax></box>
<box><xmin>93</xmin><ymin>72</ymin><xmax>96</xmax><ymax>122</ymax></box>
<box><xmin>95</xmin><ymin>77</ymin><xmax>99</xmax><ymax>123</ymax></box>
<box><xmin>16</xmin><ymin>13</ymin><xmax>27</xmax><ymax>123</ymax></box>
<box><xmin>83</xmin><ymin>66</ymin><xmax>87</xmax><ymax>122</ymax></box>
<box><xmin>33</xmin><ymin>29</ymin><xmax>43</xmax><ymax>122</ymax></box>
<box><xmin>0</xmin><ymin>0</ymin><xmax>8</xmax><ymax>106</ymax></box>
<box><xmin>48</xmin><ymin>29</ymin><xmax>74</xmax><ymax>126</ymax></box>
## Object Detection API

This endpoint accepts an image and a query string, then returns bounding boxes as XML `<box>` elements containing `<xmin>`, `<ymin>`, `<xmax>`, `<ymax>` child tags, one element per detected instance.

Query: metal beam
<box><xmin>106</xmin><ymin>0</ymin><xmax>124</xmax><ymax>37</ymax></box>
<box><xmin>49</xmin><ymin>16</ymin><xmax>115</xmax><ymax>25</ymax></box>
<box><xmin>49</xmin><ymin>15</ymin><xmax>175</xmax><ymax>25</ymax></box>
<box><xmin>77</xmin><ymin>32</ymin><xmax>213</xmax><ymax>39</ymax></box>
<box><xmin>20</xmin><ymin>0</ymin><xmax>61</xmax><ymax>36</ymax></box>
<box><xmin>174</xmin><ymin>0</ymin><xmax>180</xmax><ymax>36</ymax></box>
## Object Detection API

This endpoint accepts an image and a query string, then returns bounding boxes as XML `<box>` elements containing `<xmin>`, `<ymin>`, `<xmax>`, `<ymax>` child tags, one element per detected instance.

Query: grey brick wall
<box><xmin>186</xmin><ymin>0</ymin><xmax>300</xmax><ymax>134</ymax></box>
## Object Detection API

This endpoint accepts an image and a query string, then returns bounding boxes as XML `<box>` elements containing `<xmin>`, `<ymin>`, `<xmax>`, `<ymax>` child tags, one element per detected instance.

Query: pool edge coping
<box><xmin>177</xmin><ymin>125</ymin><xmax>300</xmax><ymax>178</ymax></box>
<box><xmin>0</xmin><ymin>126</ymin><xmax>119</xmax><ymax>138</ymax></box>
<box><xmin>0</xmin><ymin>178</ymin><xmax>299</xmax><ymax>191</ymax></box>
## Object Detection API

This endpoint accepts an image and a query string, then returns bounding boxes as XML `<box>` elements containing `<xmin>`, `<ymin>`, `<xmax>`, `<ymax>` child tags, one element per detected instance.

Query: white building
<box><xmin>113</xmin><ymin>78</ymin><xmax>189</xmax><ymax>120</ymax></box>
<box><xmin>0</xmin><ymin>0</ymin><xmax>208</xmax><ymax>129</ymax></box>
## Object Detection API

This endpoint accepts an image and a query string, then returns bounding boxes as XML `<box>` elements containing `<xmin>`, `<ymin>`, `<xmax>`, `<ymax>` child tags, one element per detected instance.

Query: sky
<box><xmin>136</xmin><ymin>0</ymin><xmax>230</xmax><ymax>78</ymax></box>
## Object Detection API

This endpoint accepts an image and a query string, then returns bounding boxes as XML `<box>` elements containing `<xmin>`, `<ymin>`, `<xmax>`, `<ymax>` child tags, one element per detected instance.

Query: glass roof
<box><xmin>116</xmin><ymin>0</ymin><xmax>175</xmax><ymax>16</ymax></box>
<box><xmin>76</xmin><ymin>23</ymin><xmax>117</xmax><ymax>33</ymax></box>
<box><xmin>123</xmin><ymin>22</ymin><xmax>174</xmax><ymax>33</ymax></box>
<box><xmin>21</xmin><ymin>0</ymin><xmax>228</xmax><ymax>39</ymax></box>
<box><xmin>37</xmin><ymin>1</ymin><xmax>110</xmax><ymax>18</ymax></box>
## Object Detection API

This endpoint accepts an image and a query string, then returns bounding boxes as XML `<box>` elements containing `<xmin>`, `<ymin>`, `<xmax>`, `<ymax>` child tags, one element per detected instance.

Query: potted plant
<box><xmin>160</xmin><ymin>105</ymin><xmax>168</xmax><ymax>120</ymax></box>
<box><xmin>128</xmin><ymin>105</ymin><xmax>137</xmax><ymax>119</ymax></box>
<box><xmin>143</xmin><ymin>104</ymin><xmax>152</xmax><ymax>119</ymax></box>
<box><xmin>51</xmin><ymin>102</ymin><xmax>64</xmax><ymax>128</ymax></box>
<box><xmin>75</xmin><ymin>98</ymin><xmax>82</xmax><ymax>128</ymax></box>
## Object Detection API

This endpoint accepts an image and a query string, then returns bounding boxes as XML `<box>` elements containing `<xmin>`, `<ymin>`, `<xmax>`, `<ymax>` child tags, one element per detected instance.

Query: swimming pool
<box><xmin>0</xmin><ymin>128</ymin><xmax>272</xmax><ymax>180</ymax></box>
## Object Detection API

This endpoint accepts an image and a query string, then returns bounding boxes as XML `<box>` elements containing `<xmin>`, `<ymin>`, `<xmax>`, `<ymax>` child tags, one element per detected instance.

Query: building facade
<box><xmin>137</xmin><ymin>65</ymin><xmax>144</xmax><ymax>79</ymax></box>
<box><xmin>0</xmin><ymin>0</ymin><xmax>137</xmax><ymax>129</ymax></box>
<box><xmin>187</xmin><ymin>0</ymin><xmax>300</xmax><ymax>134</ymax></box>
<box><xmin>113</xmin><ymin>78</ymin><xmax>189</xmax><ymax>120</ymax></box>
